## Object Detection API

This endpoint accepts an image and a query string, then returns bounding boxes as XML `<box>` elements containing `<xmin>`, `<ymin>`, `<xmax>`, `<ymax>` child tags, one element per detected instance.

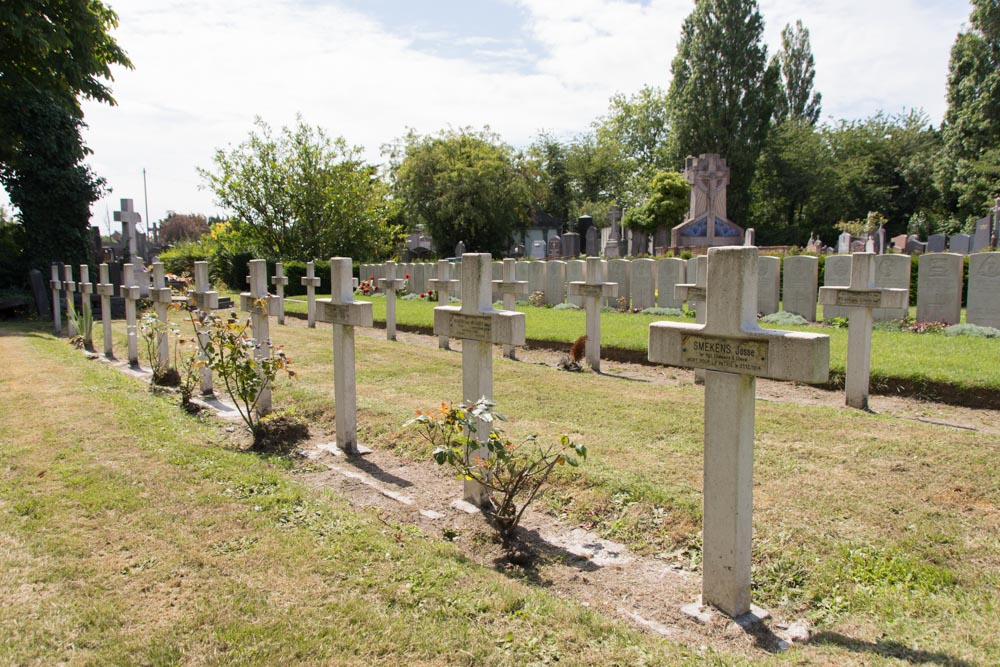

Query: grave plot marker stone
<box><xmin>569</xmin><ymin>257</ymin><xmax>618</xmax><ymax>372</ymax></box>
<box><xmin>434</xmin><ymin>253</ymin><xmax>526</xmax><ymax>504</ymax></box>
<box><xmin>50</xmin><ymin>264</ymin><xmax>63</xmax><ymax>335</ymax></box>
<box><xmin>675</xmin><ymin>255</ymin><xmax>708</xmax><ymax>383</ymax></box>
<box><xmin>821</xmin><ymin>255</ymin><xmax>852</xmax><ymax>320</ymax></box>
<box><xmin>492</xmin><ymin>258</ymin><xmax>528</xmax><ymax>359</ymax></box>
<box><xmin>756</xmin><ymin>256</ymin><xmax>780</xmax><ymax>316</ymax></box>
<box><xmin>649</xmin><ymin>247</ymin><xmax>829</xmax><ymax>617</ymax></box>
<box><xmin>781</xmin><ymin>255</ymin><xmax>818</xmax><ymax>321</ymax></box>
<box><xmin>631</xmin><ymin>258</ymin><xmax>655</xmax><ymax>310</ymax></box>
<box><xmin>378</xmin><ymin>261</ymin><xmax>406</xmax><ymax>341</ymax></box>
<box><xmin>566</xmin><ymin>259</ymin><xmax>585</xmax><ymax>307</ymax></box>
<box><xmin>927</xmin><ymin>234</ymin><xmax>947</xmax><ymax>253</ymax></box>
<box><xmin>656</xmin><ymin>257</ymin><xmax>686</xmax><ymax>309</ymax></box>
<box><xmin>544</xmin><ymin>260</ymin><xmax>566</xmax><ymax>305</ymax></box>
<box><xmin>428</xmin><ymin>260</ymin><xmax>459</xmax><ymax>349</ymax></box>
<box><xmin>819</xmin><ymin>253</ymin><xmax>907</xmax><ymax>409</ymax></box>
<box><xmin>151</xmin><ymin>262</ymin><xmax>173</xmax><ymax>371</ymax></box>
<box><xmin>873</xmin><ymin>255</ymin><xmax>911</xmax><ymax>321</ymax></box>
<box><xmin>272</xmin><ymin>262</ymin><xmax>288</xmax><ymax>325</ymax></box>
<box><xmin>96</xmin><ymin>264</ymin><xmax>116</xmax><ymax>357</ymax></box>
<box><xmin>78</xmin><ymin>265</ymin><xmax>94</xmax><ymax>349</ymax></box>
<box><xmin>62</xmin><ymin>265</ymin><xmax>78</xmax><ymax>338</ymax></box>
<box><xmin>190</xmin><ymin>261</ymin><xmax>219</xmax><ymax>394</ymax></box>
<box><xmin>316</xmin><ymin>258</ymin><xmax>374</xmax><ymax>454</ymax></box>
<box><xmin>607</xmin><ymin>259</ymin><xmax>630</xmax><ymax>309</ymax></box>
<box><xmin>239</xmin><ymin>260</ymin><xmax>273</xmax><ymax>414</ymax></box>
<box><xmin>301</xmin><ymin>260</ymin><xmax>321</xmax><ymax>327</ymax></box>
<box><xmin>529</xmin><ymin>260</ymin><xmax>546</xmax><ymax>297</ymax></box>
<box><xmin>120</xmin><ymin>264</ymin><xmax>141</xmax><ymax>365</ymax></box>
<box><xmin>966</xmin><ymin>252</ymin><xmax>1000</xmax><ymax>329</ymax></box>
<box><xmin>949</xmin><ymin>234</ymin><xmax>971</xmax><ymax>255</ymax></box>
<box><xmin>916</xmin><ymin>253</ymin><xmax>963</xmax><ymax>324</ymax></box>
<box><xmin>114</xmin><ymin>198</ymin><xmax>142</xmax><ymax>259</ymax></box>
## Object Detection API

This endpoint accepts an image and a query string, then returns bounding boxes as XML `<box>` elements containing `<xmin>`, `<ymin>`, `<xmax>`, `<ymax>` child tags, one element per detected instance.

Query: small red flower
<box><xmin>404</xmin><ymin>273</ymin><xmax>410</xmax><ymax>279</ymax></box>
<box><xmin>420</xmin><ymin>292</ymin><xmax>426</xmax><ymax>298</ymax></box>
<box><xmin>369</xmin><ymin>275</ymin><xmax>374</xmax><ymax>280</ymax></box>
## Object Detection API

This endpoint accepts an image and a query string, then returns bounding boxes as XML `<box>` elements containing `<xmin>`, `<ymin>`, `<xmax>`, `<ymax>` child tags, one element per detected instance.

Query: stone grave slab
<box><xmin>916</xmin><ymin>253</ymin><xmax>963</xmax><ymax>324</ymax></box>
<box><xmin>781</xmin><ymin>256</ymin><xmax>818</xmax><ymax>321</ymax></box>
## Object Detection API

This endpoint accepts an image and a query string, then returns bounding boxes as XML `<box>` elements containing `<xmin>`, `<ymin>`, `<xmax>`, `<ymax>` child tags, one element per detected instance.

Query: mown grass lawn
<box><xmin>52</xmin><ymin>309</ymin><xmax>1000</xmax><ymax>666</ymax></box>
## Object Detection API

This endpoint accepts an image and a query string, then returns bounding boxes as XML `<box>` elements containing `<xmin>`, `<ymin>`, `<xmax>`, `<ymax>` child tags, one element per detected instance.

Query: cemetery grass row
<box><xmin>0</xmin><ymin>326</ymin><xmax>704</xmax><ymax>666</ymax></box>
<box><xmin>33</xmin><ymin>302</ymin><xmax>998</xmax><ymax>664</ymax></box>
<box><xmin>272</xmin><ymin>293</ymin><xmax>1000</xmax><ymax>407</ymax></box>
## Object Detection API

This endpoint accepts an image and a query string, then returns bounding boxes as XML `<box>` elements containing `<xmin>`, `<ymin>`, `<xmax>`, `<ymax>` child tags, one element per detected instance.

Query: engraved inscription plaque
<box><xmin>323</xmin><ymin>303</ymin><xmax>350</xmax><ymax>324</ymax></box>
<box><xmin>686</xmin><ymin>286</ymin><xmax>706</xmax><ymax>301</ymax></box>
<box><xmin>450</xmin><ymin>313</ymin><xmax>492</xmax><ymax>340</ymax></box>
<box><xmin>681</xmin><ymin>334</ymin><xmax>768</xmax><ymax>374</ymax></box>
<box><xmin>835</xmin><ymin>290</ymin><xmax>883</xmax><ymax>307</ymax></box>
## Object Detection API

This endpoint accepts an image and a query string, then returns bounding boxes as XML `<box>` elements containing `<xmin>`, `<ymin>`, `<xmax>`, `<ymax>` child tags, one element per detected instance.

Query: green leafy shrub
<box><xmin>65</xmin><ymin>298</ymin><xmax>94</xmax><ymax>351</ymax></box>
<box><xmin>760</xmin><ymin>311</ymin><xmax>809</xmax><ymax>326</ymax></box>
<box><xmin>641</xmin><ymin>307</ymin><xmax>684</xmax><ymax>316</ymax></box>
<box><xmin>944</xmin><ymin>323</ymin><xmax>1000</xmax><ymax>338</ymax></box>
<box><xmin>159</xmin><ymin>239</ymin><xmax>214</xmax><ymax>277</ymax></box>
<box><xmin>552</xmin><ymin>302</ymin><xmax>581</xmax><ymax>310</ymax></box>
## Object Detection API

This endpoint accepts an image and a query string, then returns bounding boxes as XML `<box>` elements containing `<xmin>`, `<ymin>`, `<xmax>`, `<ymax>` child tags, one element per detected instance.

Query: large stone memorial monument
<box><xmin>671</xmin><ymin>154</ymin><xmax>744</xmax><ymax>248</ymax></box>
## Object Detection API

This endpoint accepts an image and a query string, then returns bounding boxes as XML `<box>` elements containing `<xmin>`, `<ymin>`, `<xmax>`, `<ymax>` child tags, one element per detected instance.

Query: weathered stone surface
<box><xmin>916</xmin><ymin>253</ymin><xmax>963</xmax><ymax>324</ymax></box>
<box><xmin>966</xmin><ymin>252</ymin><xmax>1000</xmax><ymax>329</ymax></box>
<box><xmin>781</xmin><ymin>256</ymin><xmax>818</xmax><ymax>322</ymax></box>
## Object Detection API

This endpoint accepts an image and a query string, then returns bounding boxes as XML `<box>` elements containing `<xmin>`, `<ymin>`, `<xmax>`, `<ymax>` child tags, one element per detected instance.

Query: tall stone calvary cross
<box><xmin>648</xmin><ymin>247</ymin><xmax>830</xmax><ymax>618</ymax></box>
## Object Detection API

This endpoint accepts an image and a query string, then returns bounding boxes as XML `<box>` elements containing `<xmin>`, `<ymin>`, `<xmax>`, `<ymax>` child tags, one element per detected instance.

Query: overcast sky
<box><xmin>5</xmin><ymin>0</ymin><xmax>974</xmax><ymax>233</ymax></box>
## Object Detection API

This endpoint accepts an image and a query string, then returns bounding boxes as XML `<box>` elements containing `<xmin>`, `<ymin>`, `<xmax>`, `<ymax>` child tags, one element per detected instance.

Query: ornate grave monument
<box><xmin>671</xmin><ymin>154</ymin><xmax>744</xmax><ymax>248</ymax></box>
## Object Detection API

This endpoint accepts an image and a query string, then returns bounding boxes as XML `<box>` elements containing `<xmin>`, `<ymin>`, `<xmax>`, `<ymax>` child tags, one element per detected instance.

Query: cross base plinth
<box><xmin>680</xmin><ymin>596</ymin><xmax>771</xmax><ymax>627</ymax></box>
<box><xmin>317</xmin><ymin>441</ymin><xmax>373</xmax><ymax>457</ymax></box>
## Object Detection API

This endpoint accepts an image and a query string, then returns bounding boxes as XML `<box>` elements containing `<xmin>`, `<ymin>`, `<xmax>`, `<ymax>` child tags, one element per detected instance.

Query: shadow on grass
<box><xmin>810</xmin><ymin>631</ymin><xmax>978</xmax><ymax>667</ymax></box>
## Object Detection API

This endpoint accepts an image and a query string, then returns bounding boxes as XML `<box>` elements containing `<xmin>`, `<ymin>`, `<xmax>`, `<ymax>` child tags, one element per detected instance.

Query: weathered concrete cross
<box><xmin>239</xmin><ymin>259</ymin><xmax>273</xmax><ymax>414</ymax></box>
<box><xmin>568</xmin><ymin>257</ymin><xmax>618</xmax><ymax>372</ymax></box>
<box><xmin>120</xmin><ymin>264</ymin><xmax>141</xmax><ymax>365</ymax></box>
<box><xmin>428</xmin><ymin>260</ymin><xmax>459</xmax><ymax>350</ymax></box>
<box><xmin>316</xmin><ymin>257</ymin><xmax>374</xmax><ymax>454</ymax></box>
<box><xmin>433</xmin><ymin>253</ymin><xmax>526</xmax><ymax>504</ymax></box>
<box><xmin>62</xmin><ymin>265</ymin><xmax>77</xmax><ymax>338</ymax></box>
<box><xmin>189</xmin><ymin>261</ymin><xmax>219</xmax><ymax>395</ymax></box>
<box><xmin>378</xmin><ymin>261</ymin><xmax>406</xmax><ymax>341</ymax></box>
<box><xmin>492</xmin><ymin>258</ymin><xmax>529</xmax><ymax>359</ymax></box>
<box><xmin>649</xmin><ymin>247</ymin><xmax>829</xmax><ymax>618</ymax></box>
<box><xmin>819</xmin><ymin>252</ymin><xmax>907</xmax><ymax>410</ymax></box>
<box><xmin>271</xmin><ymin>262</ymin><xmax>288</xmax><ymax>325</ymax></box>
<box><xmin>78</xmin><ymin>265</ymin><xmax>94</xmax><ymax>349</ymax></box>
<box><xmin>300</xmin><ymin>260</ymin><xmax>321</xmax><ymax>328</ymax></box>
<box><xmin>50</xmin><ymin>264</ymin><xmax>63</xmax><ymax>335</ymax></box>
<box><xmin>113</xmin><ymin>198</ymin><xmax>142</xmax><ymax>259</ymax></box>
<box><xmin>96</xmin><ymin>264</ymin><xmax>116</xmax><ymax>358</ymax></box>
<box><xmin>151</xmin><ymin>262</ymin><xmax>173</xmax><ymax>371</ymax></box>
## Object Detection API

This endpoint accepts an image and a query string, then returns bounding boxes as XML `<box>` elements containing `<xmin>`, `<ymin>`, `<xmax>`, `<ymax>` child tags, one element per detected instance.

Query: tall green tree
<box><xmin>772</xmin><ymin>20</ymin><xmax>822</xmax><ymax>125</ymax></box>
<box><xmin>666</xmin><ymin>0</ymin><xmax>778</xmax><ymax>226</ymax></box>
<box><xmin>525</xmin><ymin>132</ymin><xmax>572</xmax><ymax>226</ymax></box>
<box><xmin>200</xmin><ymin>116</ymin><xmax>398</xmax><ymax>261</ymax></box>
<box><xmin>389</xmin><ymin>128</ymin><xmax>530</xmax><ymax>257</ymax></box>
<box><xmin>623</xmin><ymin>171</ymin><xmax>690</xmax><ymax>237</ymax></box>
<box><xmin>938</xmin><ymin>0</ymin><xmax>1000</xmax><ymax>222</ymax></box>
<box><xmin>595</xmin><ymin>86</ymin><xmax>671</xmax><ymax>188</ymax></box>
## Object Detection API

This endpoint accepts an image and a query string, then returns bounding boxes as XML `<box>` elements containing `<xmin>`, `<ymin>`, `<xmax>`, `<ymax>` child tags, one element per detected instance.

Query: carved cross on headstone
<box><xmin>63</xmin><ymin>265</ymin><xmax>77</xmax><ymax>338</ymax></box>
<box><xmin>78</xmin><ymin>265</ymin><xmax>94</xmax><ymax>349</ymax></box>
<box><xmin>492</xmin><ymin>258</ymin><xmax>528</xmax><ymax>359</ymax></box>
<box><xmin>239</xmin><ymin>260</ymin><xmax>273</xmax><ymax>415</ymax></box>
<box><xmin>151</xmin><ymin>262</ymin><xmax>173</xmax><ymax>372</ymax></box>
<box><xmin>300</xmin><ymin>260</ymin><xmax>321</xmax><ymax>328</ymax></box>
<box><xmin>378</xmin><ymin>261</ymin><xmax>406</xmax><ymax>341</ymax></box>
<box><xmin>819</xmin><ymin>253</ymin><xmax>906</xmax><ymax>409</ymax></box>
<box><xmin>271</xmin><ymin>262</ymin><xmax>288</xmax><ymax>325</ymax></box>
<box><xmin>649</xmin><ymin>247</ymin><xmax>830</xmax><ymax>618</ymax></box>
<box><xmin>568</xmin><ymin>257</ymin><xmax>618</xmax><ymax>372</ymax></box>
<box><xmin>96</xmin><ymin>264</ymin><xmax>116</xmax><ymax>358</ymax></box>
<box><xmin>120</xmin><ymin>264</ymin><xmax>141</xmax><ymax>365</ymax></box>
<box><xmin>189</xmin><ymin>261</ymin><xmax>219</xmax><ymax>395</ymax></box>
<box><xmin>50</xmin><ymin>264</ymin><xmax>63</xmax><ymax>335</ymax></box>
<box><xmin>428</xmin><ymin>260</ymin><xmax>459</xmax><ymax>350</ymax></box>
<box><xmin>113</xmin><ymin>199</ymin><xmax>142</xmax><ymax>259</ymax></box>
<box><xmin>316</xmin><ymin>258</ymin><xmax>374</xmax><ymax>454</ymax></box>
<box><xmin>433</xmin><ymin>253</ymin><xmax>526</xmax><ymax>504</ymax></box>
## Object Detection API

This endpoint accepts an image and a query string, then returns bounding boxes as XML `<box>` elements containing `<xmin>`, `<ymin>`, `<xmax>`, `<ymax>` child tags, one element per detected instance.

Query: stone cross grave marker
<box><xmin>113</xmin><ymin>199</ymin><xmax>142</xmax><ymax>259</ymax></box>
<box><xmin>50</xmin><ymin>264</ymin><xmax>63</xmax><ymax>335</ymax></box>
<box><xmin>272</xmin><ymin>262</ymin><xmax>288</xmax><ymax>325</ymax></box>
<box><xmin>62</xmin><ymin>265</ymin><xmax>77</xmax><ymax>338</ymax></box>
<box><xmin>78</xmin><ymin>265</ymin><xmax>94</xmax><ymax>349</ymax></box>
<box><xmin>568</xmin><ymin>257</ymin><xmax>618</xmax><ymax>372</ymax></box>
<box><xmin>428</xmin><ymin>260</ymin><xmax>459</xmax><ymax>350</ymax></box>
<box><xmin>300</xmin><ymin>260</ymin><xmax>321</xmax><ymax>328</ymax></box>
<box><xmin>378</xmin><ymin>261</ymin><xmax>406</xmax><ymax>341</ymax></box>
<box><xmin>492</xmin><ymin>258</ymin><xmax>528</xmax><ymax>359</ymax></box>
<box><xmin>649</xmin><ymin>247</ymin><xmax>829</xmax><ymax>618</ymax></box>
<box><xmin>819</xmin><ymin>253</ymin><xmax>907</xmax><ymax>409</ymax></box>
<box><xmin>239</xmin><ymin>260</ymin><xmax>274</xmax><ymax>414</ymax></box>
<box><xmin>120</xmin><ymin>264</ymin><xmax>141</xmax><ymax>365</ymax></box>
<box><xmin>96</xmin><ymin>264</ymin><xmax>116</xmax><ymax>357</ymax></box>
<box><xmin>316</xmin><ymin>258</ymin><xmax>374</xmax><ymax>454</ymax></box>
<box><xmin>434</xmin><ymin>253</ymin><xmax>526</xmax><ymax>504</ymax></box>
<box><xmin>190</xmin><ymin>261</ymin><xmax>219</xmax><ymax>395</ymax></box>
<box><xmin>151</xmin><ymin>262</ymin><xmax>173</xmax><ymax>372</ymax></box>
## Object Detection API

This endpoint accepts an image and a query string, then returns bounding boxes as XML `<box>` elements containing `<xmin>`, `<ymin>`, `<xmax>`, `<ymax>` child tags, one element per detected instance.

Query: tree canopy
<box><xmin>773</xmin><ymin>20</ymin><xmax>822</xmax><ymax>125</ymax></box>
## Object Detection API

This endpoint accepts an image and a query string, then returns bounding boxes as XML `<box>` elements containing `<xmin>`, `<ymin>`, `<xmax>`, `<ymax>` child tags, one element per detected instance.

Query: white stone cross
<box><xmin>316</xmin><ymin>257</ymin><xmax>374</xmax><ymax>454</ymax></box>
<box><xmin>96</xmin><ymin>264</ymin><xmax>116</xmax><ymax>358</ymax></box>
<box><xmin>189</xmin><ymin>261</ymin><xmax>219</xmax><ymax>395</ymax></box>
<box><xmin>50</xmin><ymin>264</ymin><xmax>63</xmax><ymax>335</ymax></box>
<box><xmin>433</xmin><ymin>253</ymin><xmax>526</xmax><ymax>504</ymax></box>
<box><xmin>378</xmin><ymin>261</ymin><xmax>406</xmax><ymax>341</ymax></box>
<box><xmin>568</xmin><ymin>257</ymin><xmax>618</xmax><ymax>372</ymax></box>
<box><xmin>819</xmin><ymin>252</ymin><xmax>907</xmax><ymax>410</ymax></box>
<box><xmin>62</xmin><ymin>265</ymin><xmax>77</xmax><ymax>338</ymax></box>
<box><xmin>648</xmin><ymin>246</ymin><xmax>829</xmax><ymax>618</ymax></box>
<box><xmin>120</xmin><ymin>264</ymin><xmax>141</xmax><ymax>365</ymax></box>
<box><xmin>675</xmin><ymin>256</ymin><xmax>707</xmax><ymax>383</ymax></box>
<box><xmin>239</xmin><ymin>259</ymin><xmax>273</xmax><ymax>415</ymax></box>
<box><xmin>271</xmin><ymin>262</ymin><xmax>288</xmax><ymax>325</ymax></box>
<box><xmin>113</xmin><ymin>199</ymin><xmax>142</xmax><ymax>259</ymax></box>
<box><xmin>78</xmin><ymin>265</ymin><xmax>94</xmax><ymax>348</ymax></box>
<box><xmin>150</xmin><ymin>262</ymin><xmax>173</xmax><ymax>371</ymax></box>
<box><xmin>428</xmin><ymin>259</ymin><xmax>459</xmax><ymax>350</ymax></box>
<box><xmin>492</xmin><ymin>258</ymin><xmax>528</xmax><ymax>359</ymax></box>
<box><xmin>300</xmin><ymin>260</ymin><xmax>321</xmax><ymax>328</ymax></box>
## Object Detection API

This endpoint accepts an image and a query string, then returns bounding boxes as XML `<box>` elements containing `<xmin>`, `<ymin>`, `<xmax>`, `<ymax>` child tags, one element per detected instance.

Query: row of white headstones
<box><xmin>50</xmin><ymin>247</ymin><xmax>902</xmax><ymax>619</ymax></box>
